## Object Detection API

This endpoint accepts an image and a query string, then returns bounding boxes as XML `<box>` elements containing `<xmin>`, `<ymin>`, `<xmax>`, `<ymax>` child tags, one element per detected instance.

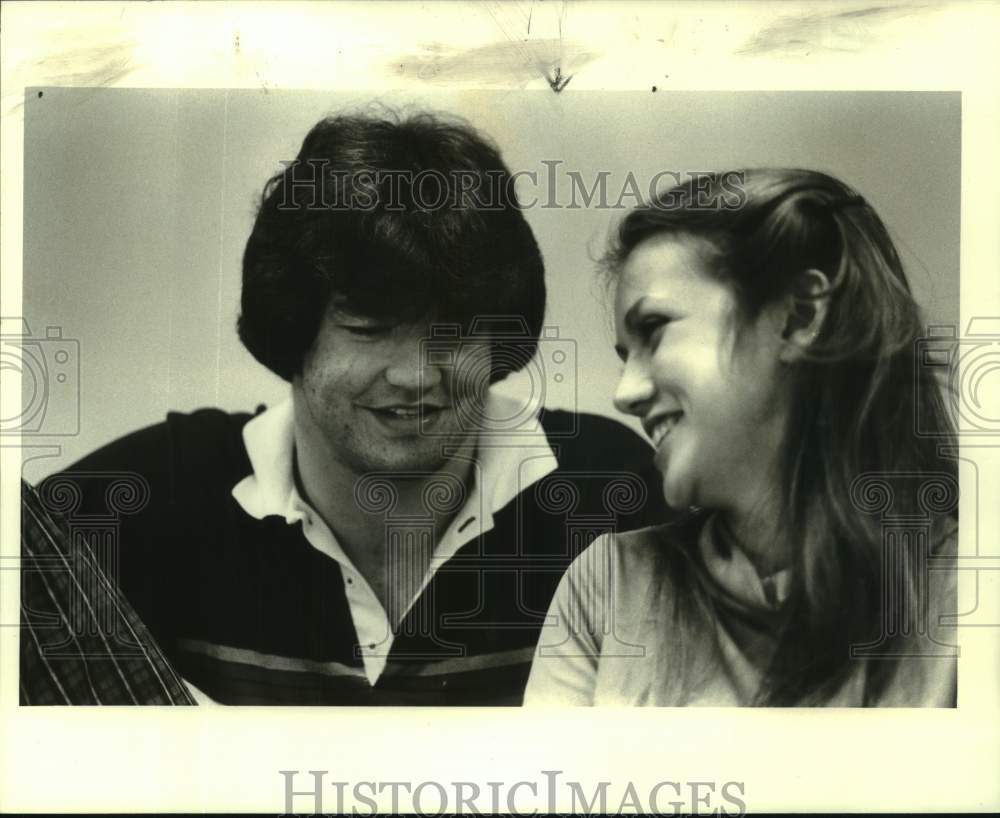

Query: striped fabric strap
<box><xmin>19</xmin><ymin>479</ymin><xmax>196</xmax><ymax>705</ymax></box>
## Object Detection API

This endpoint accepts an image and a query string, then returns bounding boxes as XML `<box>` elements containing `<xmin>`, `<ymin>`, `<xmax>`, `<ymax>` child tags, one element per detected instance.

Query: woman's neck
<box><xmin>718</xmin><ymin>493</ymin><xmax>791</xmax><ymax>578</ymax></box>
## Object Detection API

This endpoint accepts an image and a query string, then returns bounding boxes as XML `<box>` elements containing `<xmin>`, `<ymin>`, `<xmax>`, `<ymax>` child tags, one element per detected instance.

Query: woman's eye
<box><xmin>639</xmin><ymin>317</ymin><xmax>670</xmax><ymax>343</ymax></box>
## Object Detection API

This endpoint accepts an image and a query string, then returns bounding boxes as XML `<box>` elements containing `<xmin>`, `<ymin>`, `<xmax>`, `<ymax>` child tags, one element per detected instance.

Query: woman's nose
<box><xmin>613</xmin><ymin>358</ymin><xmax>654</xmax><ymax>416</ymax></box>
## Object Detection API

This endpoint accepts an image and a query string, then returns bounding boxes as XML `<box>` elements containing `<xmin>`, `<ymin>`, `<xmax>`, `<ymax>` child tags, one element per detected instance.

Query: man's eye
<box><xmin>342</xmin><ymin>324</ymin><xmax>389</xmax><ymax>337</ymax></box>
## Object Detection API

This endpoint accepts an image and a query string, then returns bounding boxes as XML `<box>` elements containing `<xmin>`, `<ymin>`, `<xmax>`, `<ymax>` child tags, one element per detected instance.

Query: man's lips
<box><xmin>362</xmin><ymin>404</ymin><xmax>448</xmax><ymax>419</ymax></box>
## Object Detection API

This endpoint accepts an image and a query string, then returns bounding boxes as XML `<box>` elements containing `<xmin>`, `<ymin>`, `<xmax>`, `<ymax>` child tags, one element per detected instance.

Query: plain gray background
<box><xmin>19</xmin><ymin>89</ymin><xmax>960</xmax><ymax>481</ymax></box>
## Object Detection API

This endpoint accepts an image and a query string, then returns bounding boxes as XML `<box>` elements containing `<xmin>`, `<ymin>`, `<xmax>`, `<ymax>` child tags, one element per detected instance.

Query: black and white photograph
<box><xmin>2</xmin><ymin>1</ymin><xmax>998</xmax><ymax>815</ymax></box>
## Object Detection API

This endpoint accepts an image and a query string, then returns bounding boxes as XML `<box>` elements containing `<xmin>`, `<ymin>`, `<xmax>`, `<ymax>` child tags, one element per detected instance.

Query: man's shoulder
<box><xmin>60</xmin><ymin>406</ymin><xmax>256</xmax><ymax>482</ymax></box>
<box><xmin>164</xmin><ymin>405</ymin><xmax>257</xmax><ymax>449</ymax></box>
<box><xmin>539</xmin><ymin>408</ymin><xmax>652</xmax><ymax>469</ymax></box>
<box><xmin>533</xmin><ymin>408</ymin><xmax>670</xmax><ymax>524</ymax></box>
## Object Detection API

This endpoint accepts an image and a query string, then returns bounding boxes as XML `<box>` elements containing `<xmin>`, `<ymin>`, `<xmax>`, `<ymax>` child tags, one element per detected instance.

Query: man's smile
<box><xmin>360</xmin><ymin>403</ymin><xmax>452</xmax><ymax>433</ymax></box>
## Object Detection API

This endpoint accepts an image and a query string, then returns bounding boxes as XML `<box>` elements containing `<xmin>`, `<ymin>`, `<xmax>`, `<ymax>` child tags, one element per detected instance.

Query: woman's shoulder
<box><xmin>567</xmin><ymin>514</ymin><xmax>705</xmax><ymax>589</ymax></box>
<box><xmin>614</xmin><ymin>512</ymin><xmax>705</xmax><ymax>555</ymax></box>
<box><xmin>931</xmin><ymin>516</ymin><xmax>958</xmax><ymax>556</ymax></box>
<box><xmin>611</xmin><ymin>522</ymin><xmax>681</xmax><ymax>563</ymax></box>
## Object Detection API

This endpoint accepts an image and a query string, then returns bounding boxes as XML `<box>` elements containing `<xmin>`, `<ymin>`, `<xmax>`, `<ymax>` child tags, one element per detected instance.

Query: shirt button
<box><xmin>762</xmin><ymin>578</ymin><xmax>778</xmax><ymax>607</ymax></box>
<box><xmin>346</xmin><ymin>577</ymin><xmax>353</xmax><ymax>585</ymax></box>
<box><xmin>368</xmin><ymin>643</ymin><xmax>376</xmax><ymax>650</ymax></box>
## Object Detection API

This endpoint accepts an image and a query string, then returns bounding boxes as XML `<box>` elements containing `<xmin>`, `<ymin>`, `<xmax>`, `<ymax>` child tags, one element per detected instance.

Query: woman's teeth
<box><xmin>651</xmin><ymin>414</ymin><xmax>681</xmax><ymax>447</ymax></box>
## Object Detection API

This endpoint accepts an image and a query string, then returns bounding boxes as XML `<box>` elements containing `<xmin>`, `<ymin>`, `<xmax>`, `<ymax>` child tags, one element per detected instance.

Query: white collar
<box><xmin>230</xmin><ymin>390</ymin><xmax>559</xmax><ymax>686</ymax></box>
<box><xmin>231</xmin><ymin>389</ymin><xmax>559</xmax><ymax>532</ymax></box>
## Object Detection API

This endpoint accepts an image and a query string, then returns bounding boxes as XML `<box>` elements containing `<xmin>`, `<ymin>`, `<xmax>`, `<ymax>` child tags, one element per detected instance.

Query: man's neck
<box><xmin>292</xmin><ymin>425</ymin><xmax>476</xmax><ymax>624</ymax></box>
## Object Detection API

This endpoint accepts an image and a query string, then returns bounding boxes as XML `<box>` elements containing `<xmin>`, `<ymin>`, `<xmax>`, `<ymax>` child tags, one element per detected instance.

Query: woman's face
<box><xmin>613</xmin><ymin>234</ymin><xmax>791</xmax><ymax>514</ymax></box>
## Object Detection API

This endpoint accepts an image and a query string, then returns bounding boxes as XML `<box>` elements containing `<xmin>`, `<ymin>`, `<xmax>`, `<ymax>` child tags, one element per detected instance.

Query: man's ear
<box><xmin>777</xmin><ymin>268</ymin><xmax>830</xmax><ymax>363</ymax></box>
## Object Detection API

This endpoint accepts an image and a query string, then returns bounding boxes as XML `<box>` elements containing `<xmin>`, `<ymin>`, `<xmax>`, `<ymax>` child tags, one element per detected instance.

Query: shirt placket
<box><xmin>290</xmin><ymin>495</ymin><xmax>394</xmax><ymax>685</ymax></box>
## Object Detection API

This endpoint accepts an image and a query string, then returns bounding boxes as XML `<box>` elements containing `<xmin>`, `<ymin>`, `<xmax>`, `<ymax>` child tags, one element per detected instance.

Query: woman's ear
<box><xmin>778</xmin><ymin>268</ymin><xmax>830</xmax><ymax>363</ymax></box>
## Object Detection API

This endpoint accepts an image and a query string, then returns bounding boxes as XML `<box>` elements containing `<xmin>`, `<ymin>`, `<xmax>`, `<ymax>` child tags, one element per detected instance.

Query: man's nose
<box><xmin>384</xmin><ymin>342</ymin><xmax>443</xmax><ymax>392</ymax></box>
<box><xmin>612</xmin><ymin>358</ymin><xmax>654</xmax><ymax>417</ymax></box>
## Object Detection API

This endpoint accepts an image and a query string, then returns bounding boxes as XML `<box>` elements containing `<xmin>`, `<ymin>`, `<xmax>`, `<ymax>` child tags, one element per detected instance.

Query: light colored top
<box><xmin>525</xmin><ymin>515</ymin><xmax>957</xmax><ymax>706</ymax></box>
<box><xmin>230</xmin><ymin>391</ymin><xmax>558</xmax><ymax>686</ymax></box>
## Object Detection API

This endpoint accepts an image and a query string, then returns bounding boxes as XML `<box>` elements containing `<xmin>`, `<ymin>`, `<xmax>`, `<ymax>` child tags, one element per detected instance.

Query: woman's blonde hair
<box><xmin>603</xmin><ymin>169</ymin><xmax>958</xmax><ymax>705</ymax></box>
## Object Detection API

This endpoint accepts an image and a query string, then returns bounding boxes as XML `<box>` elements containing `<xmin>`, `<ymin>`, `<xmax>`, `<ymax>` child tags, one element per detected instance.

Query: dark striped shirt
<box><xmin>26</xmin><ymin>403</ymin><xmax>667</xmax><ymax>706</ymax></box>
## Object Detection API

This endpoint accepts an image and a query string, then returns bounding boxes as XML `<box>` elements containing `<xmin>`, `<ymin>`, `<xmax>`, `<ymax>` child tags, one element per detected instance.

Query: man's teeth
<box><xmin>385</xmin><ymin>407</ymin><xmax>419</xmax><ymax>417</ymax></box>
<box><xmin>379</xmin><ymin>406</ymin><xmax>439</xmax><ymax>418</ymax></box>
<box><xmin>651</xmin><ymin>415</ymin><xmax>680</xmax><ymax>447</ymax></box>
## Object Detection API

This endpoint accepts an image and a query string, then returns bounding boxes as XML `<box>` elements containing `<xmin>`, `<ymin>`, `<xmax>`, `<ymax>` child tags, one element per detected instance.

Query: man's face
<box><xmin>293</xmin><ymin>301</ymin><xmax>491</xmax><ymax>476</ymax></box>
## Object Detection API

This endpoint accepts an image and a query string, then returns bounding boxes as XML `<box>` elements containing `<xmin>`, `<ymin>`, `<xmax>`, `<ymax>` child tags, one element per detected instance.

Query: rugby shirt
<box><xmin>34</xmin><ymin>397</ymin><xmax>668</xmax><ymax>705</ymax></box>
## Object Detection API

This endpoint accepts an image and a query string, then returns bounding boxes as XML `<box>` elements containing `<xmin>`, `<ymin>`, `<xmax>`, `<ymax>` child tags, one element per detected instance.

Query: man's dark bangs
<box><xmin>322</xmin><ymin>204</ymin><xmax>531</xmax><ymax>333</ymax></box>
<box><xmin>323</xmin><ymin>229</ymin><xmax>440</xmax><ymax>324</ymax></box>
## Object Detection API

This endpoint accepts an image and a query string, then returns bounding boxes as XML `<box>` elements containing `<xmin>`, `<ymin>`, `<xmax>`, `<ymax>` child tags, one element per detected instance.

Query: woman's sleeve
<box><xmin>523</xmin><ymin>535</ymin><xmax>614</xmax><ymax>706</ymax></box>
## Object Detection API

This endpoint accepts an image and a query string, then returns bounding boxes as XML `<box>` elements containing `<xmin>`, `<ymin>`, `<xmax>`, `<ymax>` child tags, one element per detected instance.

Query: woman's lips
<box><xmin>646</xmin><ymin>411</ymin><xmax>683</xmax><ymax>448</ymax></box>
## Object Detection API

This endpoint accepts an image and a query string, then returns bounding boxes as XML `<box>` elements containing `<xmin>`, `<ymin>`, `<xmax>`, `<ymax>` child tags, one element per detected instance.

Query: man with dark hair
<box><xmin>22</xmin><ymin>109</ymin><xmax>667</xmax><ymax>705</ymax></box>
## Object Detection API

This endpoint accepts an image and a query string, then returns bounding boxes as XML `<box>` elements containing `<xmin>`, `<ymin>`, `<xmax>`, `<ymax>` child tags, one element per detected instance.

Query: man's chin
<box><xmin>356</xmin><ymin>442</ymin><xmax>464</xmax><ymax>475</ymax></box>
<box><xmin>351</xmin><ymin>414</ymin><xmax>476</xmax><ymax>473</ymax></box>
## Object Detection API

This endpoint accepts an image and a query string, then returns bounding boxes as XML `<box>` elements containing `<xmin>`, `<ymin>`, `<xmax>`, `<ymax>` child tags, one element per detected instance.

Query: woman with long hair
<box><xmin>525</xmin><ymin>168</ymin><xmax>959</xmax><ymax>706</ymax></box>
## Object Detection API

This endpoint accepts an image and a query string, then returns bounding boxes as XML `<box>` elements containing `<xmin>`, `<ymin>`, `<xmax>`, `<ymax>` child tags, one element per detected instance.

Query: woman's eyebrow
<box><xmin>621</xmin><ymin>297</ymin><xmax>649</xmax><ymax>336</ymax></box>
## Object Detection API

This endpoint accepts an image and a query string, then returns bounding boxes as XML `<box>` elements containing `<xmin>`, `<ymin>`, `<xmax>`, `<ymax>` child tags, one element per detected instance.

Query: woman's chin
<box><xmin>660</xmin><ymin>473</ymin><xmax>694</xmax><ymax>512</ymax></box>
